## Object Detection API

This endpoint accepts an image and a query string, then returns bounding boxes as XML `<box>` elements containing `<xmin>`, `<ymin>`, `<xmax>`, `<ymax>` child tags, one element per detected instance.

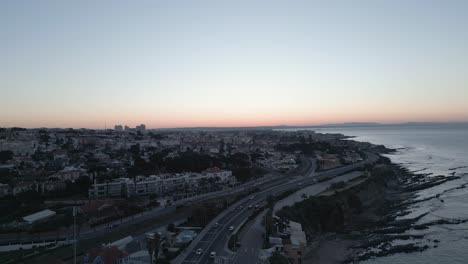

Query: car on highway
<box><xmin>238</xmin><ymin>205</ymin><xmax>244</xmax><ymax>210</ymax></box>
<box><xmin>249</xmin><ymin>196</ymin><xmax>254</xmax><ymax>200</ymax></box>
<box><xmin>196</xmin><ymin>248</ymin><xmax>203</xmax><ymax>255</ymax></box>
<box><xmin>210</xmin><ymin>252</ymin><xmax>216</xmax><ymax>258</ymax></box>
<box><xmin>108</xmin><ymin>223</ymin><xmax>119</xmax><ymax>229</ymax></box>
<box><xmin>229</xmin><ymin>226</ymin><xmax>234</xmax><ymax>231</ymax></box>
<box><xmin>248</xmin><ymin>204</ymin><xmax>253</xmax><ymax>209</ymax></box>
<box><xmin>214</xmin><ymin>222</ymin><xmax>219</xmax><ymax>228</ymax></box>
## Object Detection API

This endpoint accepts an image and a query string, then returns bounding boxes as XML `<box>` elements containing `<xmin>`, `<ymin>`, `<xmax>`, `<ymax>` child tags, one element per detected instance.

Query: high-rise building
<box><xmin>114</xmin><ymin>125</ymin><xmax>123</xmax><ymax>132</ymax></box>
<box><xmin>136</xmin><ymin>124</ymin><xmax>146</xmax><ymax>132</ymax></box>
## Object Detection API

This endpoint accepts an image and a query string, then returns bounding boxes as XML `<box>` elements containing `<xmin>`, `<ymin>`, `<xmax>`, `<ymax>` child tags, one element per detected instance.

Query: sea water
<box><xmin>287</xmin><ymin>123</ymin><xmax>468</xmax><ymax>264</ymax></box>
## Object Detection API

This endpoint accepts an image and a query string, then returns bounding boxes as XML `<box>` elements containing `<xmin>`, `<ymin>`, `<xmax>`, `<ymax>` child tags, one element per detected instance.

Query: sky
<box><xmin>1</xmin><ymin>0</ymin><xmax>468</xmax><ymax>129</ymax></box>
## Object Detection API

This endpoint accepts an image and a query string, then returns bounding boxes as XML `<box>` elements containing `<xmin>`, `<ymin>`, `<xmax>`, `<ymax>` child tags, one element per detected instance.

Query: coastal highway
<box><xmin>173</xmin><ymin>152</ymin><xmax>379</xmax><ymax>264</ymax></box>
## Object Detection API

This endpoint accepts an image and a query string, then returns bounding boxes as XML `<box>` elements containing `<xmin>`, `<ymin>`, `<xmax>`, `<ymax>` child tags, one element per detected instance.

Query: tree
<box><xmin>267</xmin><ymin>195</ymin><xmax>275</xmax><ymax>208</ymax></box>
<box><xmin>0</xmin><ymin>150</ymin><xmax>13</xmax><ymax>163</ymax></box>
<box><xmin>129</xmin><ymin>144</ymin><xmax>141</xmax><ymax>157</ymax></box>
<box><xmin>269</xmin><ymin>252</ymin><xmax>289</xmax><ymax>264</ymax></box>
<box><xmin>299</xmin><ymin>136</ymin><xmax>306</xmax><ymax>144</ymax></box>
<box><xmin>264</xmin><ymin>209</ymin><xmax>274</xmax><ymax>247</ymax></box>
<box><xmin>167</xmin><ymin>223</ymin><xmax>175</xmax><ymax>232</ymax></box>
<box><xmin>219</xmin><ymin>140</ymin><xmax>225</xmax><ymax>154</ymax></box>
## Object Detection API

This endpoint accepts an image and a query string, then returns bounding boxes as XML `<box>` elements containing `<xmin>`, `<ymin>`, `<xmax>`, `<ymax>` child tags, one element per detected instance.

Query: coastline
<box><xmin>275</xmin><ymin>145</ymin><xmax>461</xmax><ymax>264</ymax></box>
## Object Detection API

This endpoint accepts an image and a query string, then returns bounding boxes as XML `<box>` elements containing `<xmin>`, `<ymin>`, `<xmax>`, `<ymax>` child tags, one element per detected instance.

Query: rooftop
<box><xmin>23</xmin><ymin>209</ymin><xmax>56</xmax><ymax>223</ymax></box>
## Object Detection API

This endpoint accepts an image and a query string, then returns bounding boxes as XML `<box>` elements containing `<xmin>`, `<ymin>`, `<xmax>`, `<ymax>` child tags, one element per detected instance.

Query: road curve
<box><xmin>173</xmin><ymin>152</ymin><xmax>379</xmax><ymax>264</ymax></box>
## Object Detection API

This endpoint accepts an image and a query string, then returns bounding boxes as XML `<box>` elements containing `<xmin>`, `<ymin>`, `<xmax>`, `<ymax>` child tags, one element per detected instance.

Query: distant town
<box><xmin>0</xmin><ymin>125</ymin><xmax>383</xmax><ymax>264</ymax></box>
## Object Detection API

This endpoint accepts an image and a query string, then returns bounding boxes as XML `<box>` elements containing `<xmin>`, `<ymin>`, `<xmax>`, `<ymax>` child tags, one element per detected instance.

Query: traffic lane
<box><xmin>201</xmin><ymin>205</ymin><xmax>256</xmax><ymax>262</ymax></box>
<box><xmin>182</xmin><ymin>155</ymin><xmax>380</xmax><ymax>263</ymax></box>
<box><xmin>189</xmin><ymin>207</ymin><xmax>253</xmax><ymax>263</ymax></box>
<box><xmin>182</xmin><ymin>228</ymin><xmax>229</xmax><ymax>263</ymax></box>
<box><xmin>212</xmin><ymin>204</ymin><xmax>266</xmax><ymax>257</ymax></box>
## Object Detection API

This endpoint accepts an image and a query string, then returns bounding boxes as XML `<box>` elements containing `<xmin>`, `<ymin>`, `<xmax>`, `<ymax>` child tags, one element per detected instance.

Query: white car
<box><xmin>196</xmin><ymin>248</ymin><xmax>203</xmax><ymax>255</ymax></box>
<box><xmin>210</xmin><ymin>252</ymin><xmax>216</xmax><ymax>258</ymax></box>
<box><xmin>249</xmin><ymin>196</ymin><xmax>254</xmax><ymax>200</ymax></box>
<box><xmin>229</xmin><ymin>226</ymin><xmax>234</xmax><ymax>231</ymax></box>
<box><xmin>214</xmin><ymin>222</ymin><xmax>219</xmax><ymax>228</ymax></box>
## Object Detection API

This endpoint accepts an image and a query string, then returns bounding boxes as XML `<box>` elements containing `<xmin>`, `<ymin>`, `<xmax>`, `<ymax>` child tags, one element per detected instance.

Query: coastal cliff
<box><xmin>275</xmin><ymin>156</ymin><xmax>459</xmax><ymax>263</ymax></box>
<box><xmin>277</xmin><ymin>158</ymin><xmax>399</xmax><ymax>234</ymax></box>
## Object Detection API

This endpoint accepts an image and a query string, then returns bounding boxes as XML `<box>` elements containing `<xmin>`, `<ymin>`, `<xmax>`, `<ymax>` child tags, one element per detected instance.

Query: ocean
<box><xmin>287</xmin><ymin>123</ymin><xmax>468</xmax><ymax>264</ymax></box>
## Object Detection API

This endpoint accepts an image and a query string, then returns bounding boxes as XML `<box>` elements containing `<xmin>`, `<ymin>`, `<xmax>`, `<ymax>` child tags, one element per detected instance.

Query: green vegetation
<box><xmin>0</xmin><ymin>191</ymin><xmax>43</xmax><ymax>225</ymax></box>
<box><xmin>0</xmin><ymin>246</ymin><xmax>50</xmax><ymax>264</ymax></box>
<box><xmin>232</xmin><ymin>167</ymin><xmax>266</xmax><ymax>182</ymax></box>
<box><xmin>276</xmin><ymin>141</ymin><xmax>349</xmax><ymax>156</ymax></box>
<box><xmin>263</xmin><ymin>209</ymin><xmax>274</xmax><ymax>248</ymax></box>
<box><xmin>276</xmin><ymin>195</ymin><xmax>350</xmax><ymax>233</ymax></box>
<box><xmin>0</xmin><ymin>150</ymin><xmax>13</xmax><ymax>163</ymax></box>
<box><xmin>268</xmin><ymin>252</ymin><xmax>289</xmax><ymax>264</ymax></box>
<box><xmin>126</xmin><ymin>149</ymin><xmax>265</xmax><ymax>182</ymax></box>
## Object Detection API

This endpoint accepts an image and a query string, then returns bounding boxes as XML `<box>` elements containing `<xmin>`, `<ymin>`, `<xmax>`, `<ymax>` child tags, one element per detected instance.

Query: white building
<box><xmin>13</xmin><ymin>182</ymin><xmax>35</xmax><ymax>195</ymax></box>
<box><xmin>41</xmin><ymin>181</ymin><xmax>66</xmax><ymax>194</ymax></box>
<box><xmin>88</xmin><ymin>168</ymin><xmax>234</xmax><ymax>198</ymax></box>
<box><xmin>203</xmin><ymin>167</ymin><xmax>233</xmax><ymax>182</ymax></box>
<box><xmin>50</xmin><ymin>167</ymin><xmax>85</xmax><ymax>182</ymax></box>
<box><xmin>23</xmin><ymin>209</ymin><xmax>56</xmax><ymax>225</ymax></box>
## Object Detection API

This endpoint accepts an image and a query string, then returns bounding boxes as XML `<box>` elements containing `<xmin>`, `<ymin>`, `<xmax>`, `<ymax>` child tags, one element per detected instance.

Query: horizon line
<box><xmin>2</xmin><ymin>121</ymin><xmax>468</xmax><ymax>131</ymax></box>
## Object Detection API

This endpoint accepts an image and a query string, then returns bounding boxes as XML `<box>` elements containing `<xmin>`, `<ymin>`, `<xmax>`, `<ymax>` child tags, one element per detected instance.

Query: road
<box><xmin>173</xmin><ymin>152</ymin><xmax>379</xmax><ymax>264</ymax></box>
<box><xmin>233</xmin><ymin>210</ymin><xmax>267</xmax><ymax>264</ymax></box>
<box><xmin>0</xmin><ymin>171</ymin><xmax>283</xmax><ymax>245</ymax></box>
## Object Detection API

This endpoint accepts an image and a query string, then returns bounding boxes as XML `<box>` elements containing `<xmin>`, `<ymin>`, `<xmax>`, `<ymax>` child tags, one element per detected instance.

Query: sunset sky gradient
<box><xmin>1</xmin><ymin>0</ymin><xmax>468</xmax><ymax>128</ymax></box>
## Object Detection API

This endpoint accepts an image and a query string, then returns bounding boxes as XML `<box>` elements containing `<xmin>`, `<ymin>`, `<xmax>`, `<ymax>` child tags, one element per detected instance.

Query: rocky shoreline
<box><xmin>276</xmin><ymin>154</ymin><xmax>460</xmax><ymax>263</ymax></box>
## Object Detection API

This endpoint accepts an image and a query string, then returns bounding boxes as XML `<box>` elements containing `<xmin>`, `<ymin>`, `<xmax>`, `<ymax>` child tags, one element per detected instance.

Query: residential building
<box><xmin>84</xmin><ymin>245</ymin><xmax>129</xmax><ymax>264</ymax></box>
<box><xmin>13</xmin><ymin>182</ymin><xmax>35</xmax><ymax>195</ymax></box>
<box><xmin>88</xmin><ymin>168</ymin><xmax>233</xmax><ymax>198</ymax></box>
<box><xmin>41</xmin><ymin>181</ymin><xmax>66</xmax><ymax>194</ymax></box>
<box><xmin>203</xmin><ymin>167</ymin><xmax>233</xmax><ymax>182</ymax></box>
<box><xmin>49</xmin><ymin>166</ymin><xmax>85</xmax><ymax>182</ymax></box>
<box><xmin>136</xmin><ymin>124</ymin><xmax>146</xmax><ymax>132</ymax></box>
<box><xmin>283</xmin><ymin>221</ymin><xmax>306</xmax><ymax>264</ymax></box>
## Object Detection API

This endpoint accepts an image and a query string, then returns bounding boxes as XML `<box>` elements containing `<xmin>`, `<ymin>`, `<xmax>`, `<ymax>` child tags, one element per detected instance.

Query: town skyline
<box><xmin>2</xmin><ymin>121</ymin><xmax>468</xmax><ymax>131</ymax></box>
